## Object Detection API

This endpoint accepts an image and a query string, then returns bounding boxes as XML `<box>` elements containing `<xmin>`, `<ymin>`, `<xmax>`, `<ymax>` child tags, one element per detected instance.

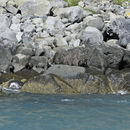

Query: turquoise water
<box><xmin>0</xmin><ymin>93</ymin><xmax>130</xmax><ymax>130</ymax></box>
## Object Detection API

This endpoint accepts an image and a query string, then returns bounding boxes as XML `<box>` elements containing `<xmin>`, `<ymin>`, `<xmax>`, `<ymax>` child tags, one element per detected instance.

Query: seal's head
<box><xmin>8</xmin><ymin>80</ymin><xmax>24</xmax><ymax>89</ymax></box>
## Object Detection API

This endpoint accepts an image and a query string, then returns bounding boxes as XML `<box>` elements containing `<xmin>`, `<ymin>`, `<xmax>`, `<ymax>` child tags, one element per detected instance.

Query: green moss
<box><xmin>113</xmin><ymin>0</ymin><xmax>129</xmax><ymax>5</ymax></box>
<box><xmin>64</xmin><ymin>0</ymin><xmax>80</xmax><ymax>6</ymax></box>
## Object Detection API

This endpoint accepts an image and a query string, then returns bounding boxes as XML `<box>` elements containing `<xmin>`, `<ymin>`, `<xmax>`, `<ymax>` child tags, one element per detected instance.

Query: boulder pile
<box><xmin>0</xmin><ymin>0</ymin><xmax>130</xmax><ymax>94</ymax></box>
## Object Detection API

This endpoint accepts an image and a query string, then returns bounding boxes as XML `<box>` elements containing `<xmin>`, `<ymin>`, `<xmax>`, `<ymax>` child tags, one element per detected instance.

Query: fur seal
<box><xmin>8</xmin><ymin>80</ymin><xmax>24</xmax><ymax>89</ymax></box>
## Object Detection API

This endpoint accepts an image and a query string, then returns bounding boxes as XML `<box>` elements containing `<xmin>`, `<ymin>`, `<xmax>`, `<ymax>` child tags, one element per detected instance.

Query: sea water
<box><xmin>0</xmin><ymin>93</ymin><xmax>130</xmax><ymax>130</ymax></box>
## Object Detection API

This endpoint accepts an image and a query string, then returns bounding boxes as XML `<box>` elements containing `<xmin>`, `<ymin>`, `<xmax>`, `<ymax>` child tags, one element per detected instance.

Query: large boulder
<box><xmin>45</xmin><ymin>65</ymin><xmax>86</xmax><ymax>78</ymax></box>
<box><xmin>0</xmin><ymin>15</ymin><xmax>11</xmax><ymax>32</ymax></box>
<box><xmin>17</xmin><ymin>0</ymin><xmax>51</xmax><ymax>16</ymax></box>
<box><xmin>83</xmin><ymin>16</ymin><xmax>104</xmax><ymax>30</ymax></box>
<box><xmin>53</xmin><ymin>47</ymin><xmax>88</xmax><ymax>66</ymax></box>
<box><xmin>53</xmin><ymin>44</ymin><xmax>124</xmax><ymax>70</ymax></box>
<box><xmin>0</xmin><ymin>45</ymin><xmax>12</xmax><ymax>72</ymax></box>
<box><xmin>0</xmin><ymin>29</ymin><xmax>17</xmax><ymax>44</ymax></box>
<box><xmin>44</xmin><ymin>16</ymin><xmax>65</xmax><ymax>36</ymax></box>
<box><xmin>0</xmin><ymin>45</ymin><xmax>12</xmax><ymax>65</ymax></box>
<box><xmin>104</xmin><ymin>18</ymin><xmax>130</xmax><ymax>47</ymax></box>
<box><xmin>54</xmin><ymin>6</ymin><xmax>84</xmax><ymax>23</ymax></box>
<box><xmin>79</xmin><ymin>27</ymin><xmax>103</xmax><ymax>45</ymax></box>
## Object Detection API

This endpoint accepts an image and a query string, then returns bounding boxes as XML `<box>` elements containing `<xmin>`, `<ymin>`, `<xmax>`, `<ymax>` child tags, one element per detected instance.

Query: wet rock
<box><xmin>79</xmin><ymin>26</ymin><xmax>103</xmax><ymax>45</ymax></box>
<box><xmin>21</xmin><ymin>68</ymin><xmax>130</xmax><ymax>94</ymax></box>
<box><xmin>22</xmin><ymin>74</ymin><xmax>77</xmax><ymax>94</ymax></box>
<box><xmin>106</xmin><ymin>69</ymin><xmax>130</xmax><ymax>92</ymax></box>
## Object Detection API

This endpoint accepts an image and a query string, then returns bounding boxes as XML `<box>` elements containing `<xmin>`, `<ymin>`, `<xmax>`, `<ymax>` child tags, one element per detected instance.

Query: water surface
<box><xmin>0</xmin><ymin>93</ymin><xmax>130</xmax><ymax>130</ymax></box>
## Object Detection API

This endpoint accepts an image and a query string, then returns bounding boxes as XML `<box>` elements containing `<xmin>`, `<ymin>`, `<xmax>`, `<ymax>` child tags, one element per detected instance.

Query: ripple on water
<box><xmin>0</xmin><ymin>93</ymin><xmax>130</xmax><ymax>130</ymax></box>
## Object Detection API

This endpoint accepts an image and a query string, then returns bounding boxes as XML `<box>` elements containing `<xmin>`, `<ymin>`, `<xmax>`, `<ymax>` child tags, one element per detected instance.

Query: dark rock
<box><xmin>120</xmin><ymin>50</ymin><xmax>130</xmax><ymax>69</ymax></box>
<box><xmin>54</xmin><ymin>44</ymin><xmax>124</xmax><ymax>71</ymax></box>
<box><xmin>104</xmin><ymin>18</ymin><xmax>130</xmax><ymax>48</ymax></box>
<box><xmin>0</xmin><ymin>45</ymin><xmax>12</xmax><ymax>66</ymax></box>
<box><xmin>53</xmin><ymin>47</ymin><xmax>88</xmax><ymax>66</ymax></box>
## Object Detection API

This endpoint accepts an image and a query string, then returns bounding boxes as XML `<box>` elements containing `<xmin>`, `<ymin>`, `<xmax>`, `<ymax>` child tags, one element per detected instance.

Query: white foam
<box><xmin>117</xmin><ymin>90</ymin><xmax>128</xmax><ymax>95</ymax></box>
<box><xmin>61</xmin><ymin>99</ymin><xmax>74</xmax><ymax>102</ymax></box>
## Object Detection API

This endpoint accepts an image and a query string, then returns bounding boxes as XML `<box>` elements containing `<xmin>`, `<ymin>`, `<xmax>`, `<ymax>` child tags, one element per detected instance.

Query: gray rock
<box><xmin>54</xmin><ymin>6</ymin><xmax>83</xmax><ymax>23</ymax></box>
<box><xmin>35</xmin><ymin>37</ymin><xmax>55</xmax><ymax>49</ymax></box>
<box><xmin>69</xmin><ymin>39</ymin><xmax>80</xmax><ymax>47</ymax></box>
<box><xmin>0</xmin><ymin>44</ymin><xmax>12</xmax><ymax>66</ymax></box>
<box><xmin>54</xmin><ymin>36</ymin><xmax>68</xmax><ymax>47</ymax></box>
<box><xmin>12</xmin><ymin>54</ymin><xmax>29</xmax><ymax>65</ymax></box>
<box><xmin>54</xmin><ymin>44</ymin><xmax>124</xmax><ymax>70</ymax></box>
<box><xmin>11</xmin><ymin>15</ymin><xmax>21</xmax><ymax>24</ymax></box>
<box><xmin>30</xmin><ymin>56</ymin><xmax>48</xmax><ymax>69</ymax></box>
<box><xmin>50</xmin><ymin>0</ymin><xmax>68</xmax><ymax>8</ymax></box>
<box><xmin>45</xmin><ymin>16</ymin><xmax>65</xmax><ymax>36</ymax></box>
<box><xmin>16</xmin><ymin>32</ymin><xmax>23</xmax><ymax>42</ymax></box>
<box><xmin>122</xmin><ymin>50</ymin><xmax>130</xmax><ymax>68</ymax></box>
<box><xmin>21</xmin><ymin>23</ymin><xmax>35</xmax><ymax>33</ymax></box>
<box><xmin>0</xmin><ymin>15</ymin><xmax>11</xmax><ymax>32</ymax></box>
<box><xmin>79</xmin><ymin>26</ymin><xmax>103</xmax><ymax>45</ymax></box>
<box><xmin>16</xmin><ymin>47</ymin><xmax>35</xmax><ymax>56</ymax></box>
<box><xmin>83</xmin><ymin>16</ymin><xmax>104</xmax><ymax>30</ymax></box>
<box><xmin>119</xmin><ymin>32</ymin><xmax>130</xmax><ymax>47</ymax></box>
<box><xmin>12</xmin><ymin>63</ymin><xmax>25</xmax><ymax>72</ymax></box>
<box><xmin>0</xmin><ymin>29</ymin><xmax>17</xmax><ymax>44</ymax></box>
<box><xmin>20</xmin><ymin>0</ymin><xmax>51</xmax><ymax>16</ymax></box>
<box><xmin>105</xmin><ymin>18</ymin><xmax>130</xmax><ymax>47</ymax></box>
<box><xmin>54</xmin><ymin>47</ymin><xmax>88</xmax><ymax>66</ymax></box>
<box><xmin>45</xmin><ymin>65</ymin><xmax>86</xmax><ymax>78</ymax></box>
<box><xmin>105</xmin><ymin>39</ymin><xmax>119</xmax><ymax>46</ymax></box>
<box><xmin>10</xmin><ymin>23</ymin><xmax>21</xmax><ymax>32</ymax></box>
<box><xmin>44</xmin><ymin>49</ymin><xmax>56</xmax><ymax>59</ymax></box>
<box><xmin>4</xmin><ymin>3</ymin><xmax>18</xmax><ymax>14</ymax></box>
<box><xmin>126</xmin><ymin>43</ymin><xmax>130</xmax><ymax>50</ymax></box>
<box><xmin>32</xmin><ymin>18</ymin><xmax>43</xmax><ymax>26</ymax></box>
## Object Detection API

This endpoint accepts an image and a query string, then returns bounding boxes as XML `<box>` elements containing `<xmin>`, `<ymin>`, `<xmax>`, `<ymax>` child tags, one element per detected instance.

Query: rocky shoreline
<box><xmin>0</xmin><ymin>0</ymin><xmax>130</xmax><ymax>95</ymax></box>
